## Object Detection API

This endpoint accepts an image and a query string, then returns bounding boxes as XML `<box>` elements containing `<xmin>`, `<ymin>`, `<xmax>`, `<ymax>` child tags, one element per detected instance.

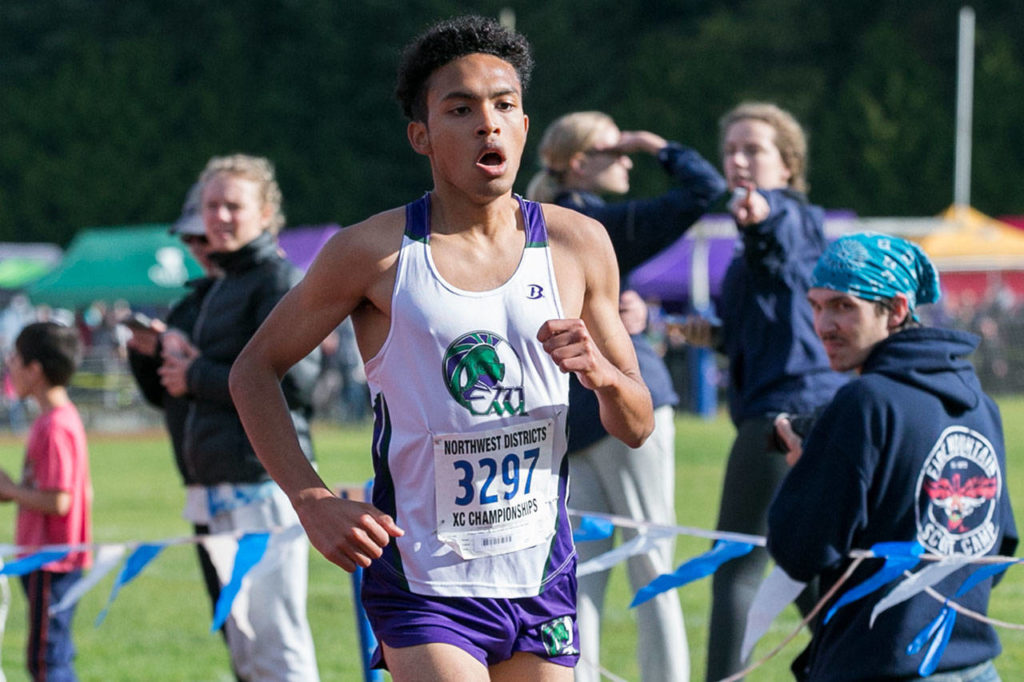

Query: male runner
<box><xmin>230</xmin><ymin>15</ymin><xmax>653</xmax><ymax>682</ymax></box>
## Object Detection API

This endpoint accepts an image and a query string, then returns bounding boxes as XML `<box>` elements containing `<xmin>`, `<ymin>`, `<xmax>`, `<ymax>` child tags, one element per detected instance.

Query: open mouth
<box><xmin>478</xmin><ymin>148</ymin><xmax>506</xmax><ymax>167</ymax></box>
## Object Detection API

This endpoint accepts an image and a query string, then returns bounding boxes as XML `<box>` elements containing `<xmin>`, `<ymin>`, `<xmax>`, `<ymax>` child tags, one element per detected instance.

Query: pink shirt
<box><xmin>16</xmin><ymin>402</ymin><xmax>92</xmax><ymax>572</ymax></box>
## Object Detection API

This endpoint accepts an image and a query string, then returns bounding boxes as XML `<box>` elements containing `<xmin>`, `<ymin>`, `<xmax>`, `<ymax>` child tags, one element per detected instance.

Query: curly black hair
<box><xmin>395</xmin><ymin>15</ymin><xmax>534</xmax><ymax>122</ymax></box>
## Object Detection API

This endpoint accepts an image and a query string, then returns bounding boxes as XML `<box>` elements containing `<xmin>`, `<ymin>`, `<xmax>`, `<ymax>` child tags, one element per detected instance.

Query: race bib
<box><xmin>434</xmin><ymin>418</ymin><xmax>557</xmax><ymax>559</ymax></box>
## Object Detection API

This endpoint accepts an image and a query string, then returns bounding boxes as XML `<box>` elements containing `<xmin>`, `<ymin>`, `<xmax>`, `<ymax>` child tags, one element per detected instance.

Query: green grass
<box><xmin>0</xmin><ymin>401</ymin><xmax>1022</xmax><ymax>681</ymax></box>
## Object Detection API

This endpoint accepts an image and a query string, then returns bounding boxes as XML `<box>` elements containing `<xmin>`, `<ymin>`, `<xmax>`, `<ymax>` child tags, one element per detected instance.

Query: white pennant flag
<box><xmin>201</xmin><ymin>525</ymin><xmax>306</xmax><ymax>639</ymax></box>
<box><xmin>741</xmin><ymin>566</ymin><xmax>807</xmax><ymax>660</ymax></box>
<box><xmin>869</xmin><ymin>556</ymin><xmax>972</xmax><ymax>627</ymax></box>
<box><xmin>201</xmin><ymin>533</ymin><xmax>253</xmax><ymax>637</ymax></box>
<box><xmin>576</xmin><ymin>530</ymin><xmax>673</xmax><ymax>578</ymax></box>
<box><xmin>49</xmin><ymin>545</ymin><xmax>127</xmax><ymax>616</ymax></box>
<box><xmin>199</xmin><ymin>534</ymin><xmax>238</xmax><ymax>586</ymax></box>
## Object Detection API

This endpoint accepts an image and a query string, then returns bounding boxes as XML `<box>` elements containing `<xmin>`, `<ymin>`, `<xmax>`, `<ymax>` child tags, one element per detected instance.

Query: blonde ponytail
<box><xmin>525</xmin><ymin>111</ymin><xmax>615</xmax><ymax>202</ymax></box>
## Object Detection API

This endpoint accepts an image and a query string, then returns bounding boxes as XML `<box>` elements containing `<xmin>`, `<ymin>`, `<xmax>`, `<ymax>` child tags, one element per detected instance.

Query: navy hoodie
<box><xmin>768</xmin><ymin>327</ymin><xmax>1017</xmax><ymax>681</ymax></box>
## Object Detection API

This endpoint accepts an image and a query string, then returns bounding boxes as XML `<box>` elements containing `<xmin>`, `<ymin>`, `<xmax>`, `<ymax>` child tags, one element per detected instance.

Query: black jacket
<box><xmin>128</xmin><ymin>276</ymin><xmax>217</xmax><ymax>485</ymax></box>
<box><xmin>183</xmin><ymin>231</ymin><xmax>320</xmax><ymax>484</ymax></box>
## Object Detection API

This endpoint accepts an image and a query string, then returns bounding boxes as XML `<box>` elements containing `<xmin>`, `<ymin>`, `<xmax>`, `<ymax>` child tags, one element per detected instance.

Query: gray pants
<box><xmin>706</xmin><ymin>416</ymin><xmax>816</xmax><ymax>681</ymax></box>
<box><xmin>571</xmin><ymin>405</ymin><xmax>689</xmax><ymax>682</ymax></box>
<box><xmin>208</xmin><ymin>486</ymin><xmax>320</xmax><ymax>682</ymax></box>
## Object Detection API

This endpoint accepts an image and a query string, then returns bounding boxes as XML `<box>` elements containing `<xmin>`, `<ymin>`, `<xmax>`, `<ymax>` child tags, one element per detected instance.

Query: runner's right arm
<box><xmin>230</xmin><ymin>211</ymin><xmax>406</xmax><ymax>572</ymax></box>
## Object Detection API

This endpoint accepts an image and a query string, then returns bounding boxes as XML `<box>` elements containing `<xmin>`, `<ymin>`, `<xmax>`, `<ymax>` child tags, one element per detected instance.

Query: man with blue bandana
<box><xmin>768</xmin><ymin>232</ymin><xmax>1017</xmax><ymax>681</ymax></box>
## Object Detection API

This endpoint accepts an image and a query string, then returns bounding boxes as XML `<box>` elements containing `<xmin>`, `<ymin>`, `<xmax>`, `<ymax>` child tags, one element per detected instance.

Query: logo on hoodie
<box><xmin>916</xmin><ymin>426</ymin><xmax>1001</xmax><ymax>556</ymax></box>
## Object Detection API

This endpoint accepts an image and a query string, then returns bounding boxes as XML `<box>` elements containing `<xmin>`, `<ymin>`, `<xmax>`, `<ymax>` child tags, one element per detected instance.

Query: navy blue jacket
<box><xmin>555</xmin><ymin>143</ymin><xmax>727</xmax><ymax>451</ymax></box>
<box><xmin>768</xmin><ymin>328</ymin><xmax>1018</xmax><ymax>681</ymax></box>
<box><xmin>718</xmin><ymin>189</ymin><xmax>846</xmax><ymax>426</ymax></box>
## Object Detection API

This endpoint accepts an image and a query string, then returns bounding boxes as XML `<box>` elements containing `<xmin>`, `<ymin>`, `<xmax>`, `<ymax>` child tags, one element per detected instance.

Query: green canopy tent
<box><xmin>26</xmin><ymin>225</ymin><xmax>204</xmax><ymax>308</ymax></box>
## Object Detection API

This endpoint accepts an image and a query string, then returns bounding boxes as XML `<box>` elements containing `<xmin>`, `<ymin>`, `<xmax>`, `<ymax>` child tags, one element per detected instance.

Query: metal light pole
<box><xmin>953</xmin><ymin>6</ymin><xmax>975</xmax><ymax>213</ymax></box>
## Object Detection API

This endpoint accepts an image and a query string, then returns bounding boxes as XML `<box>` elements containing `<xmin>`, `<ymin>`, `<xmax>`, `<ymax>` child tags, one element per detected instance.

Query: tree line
<box><xmin>2</xmin><ymin>0</ymin><xmax>1023</xmax><ymax>246</ymax></box>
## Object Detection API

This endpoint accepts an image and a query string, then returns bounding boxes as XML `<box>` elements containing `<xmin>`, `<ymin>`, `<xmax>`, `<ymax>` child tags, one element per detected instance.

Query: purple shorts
<box><xmin>361</xmin><ymin>565</ymin><xmax>579</xmax><ymax>670</ymax></box>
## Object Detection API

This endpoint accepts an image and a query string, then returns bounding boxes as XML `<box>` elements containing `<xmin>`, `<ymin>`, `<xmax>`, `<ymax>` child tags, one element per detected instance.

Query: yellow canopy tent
<box><xmin>912</xmin><ymin>205</ymin><xmax>1024</xmax><ymax>271</ymax></box>
<box><xmin>909</xmin><ymin>205</ymin><xmax>1024</xmax><ymax>301</ymax></box>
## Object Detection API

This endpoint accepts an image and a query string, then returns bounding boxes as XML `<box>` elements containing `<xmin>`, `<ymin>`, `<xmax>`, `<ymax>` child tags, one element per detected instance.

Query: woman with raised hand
<box><xmin>528</xmin><ymin>110</ymin><xmax>726</xmax><ymax>682</ymax></box>
<box><xmin>682</xmin><ymin>103</ymin><xmax>848</xmax><ymax>681</ymax></box>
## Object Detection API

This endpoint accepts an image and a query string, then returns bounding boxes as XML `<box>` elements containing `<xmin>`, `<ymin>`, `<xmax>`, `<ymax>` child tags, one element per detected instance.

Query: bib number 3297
<box><xmin>434</xmin><ymin>418</ymin><xmax>556</xmax><ymax>559</ymax></box>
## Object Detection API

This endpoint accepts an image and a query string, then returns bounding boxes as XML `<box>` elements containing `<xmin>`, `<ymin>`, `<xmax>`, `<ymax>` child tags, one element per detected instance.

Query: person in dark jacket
<box><xmin>527</xmin><ymin>110</ymin><xmax>727</xmax><ymax>682</ymax></box>
<box><xmin>157</xmin><ymin>155</ymin><xmax>321</xmax><ymax>682</ymax></box>
<box><xmin>768</xmin><ymin>232</ymin><xmax>1017</xmax><ymax>681</ymax></box>
<box><xmin>681</xmin><ymin>102</ymin><xmax>848</xmax><ymax>680</ymax></box>
<box><xmin>126</xmin><ymin>183</ymin><xmax>228</xmax><ymax>657</ymax></box>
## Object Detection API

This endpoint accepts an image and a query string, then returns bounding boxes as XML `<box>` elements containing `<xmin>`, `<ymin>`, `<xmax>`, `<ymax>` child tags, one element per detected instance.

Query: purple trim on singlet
<box><xmin>547</xmin><ymin>448</ymin><xmax>575</xmax><ymax>578</ymax></box>
<box><xmin>516</xmin><ymin>195</ymin><xmax>549</xmax><ymax>247</ymax></box>
<box><xmin>369</xmin><ymin>392</ymin><xmax>406</xmax><ymax>584</ymax></box>
<box><xmin>403</xmin><ymin>193</ymin><xmax>431</xmax><ymax>242</ymax></box>
<box><xmin>403</xmin><ymin>193</ymin><xmax>549</xmax><ymax>246</ymax></box>
<box><xmin>367</xmin><ymin>191</ymin><xmax>574</xmax><ymax>600</ymax></box>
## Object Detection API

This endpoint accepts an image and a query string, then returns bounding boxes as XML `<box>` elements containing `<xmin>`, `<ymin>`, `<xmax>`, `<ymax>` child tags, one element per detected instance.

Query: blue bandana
<box><xmin>812</xmin><ymin>232</ymin><xmax>940</xmax><ymax>321</ymax></box>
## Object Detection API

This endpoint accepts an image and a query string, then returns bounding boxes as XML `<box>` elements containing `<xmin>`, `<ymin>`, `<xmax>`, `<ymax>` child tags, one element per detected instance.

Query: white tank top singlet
<box><xmin>362</xmin><ymin>193</ymin><xmax>574</xmax><ymax>598</ymax></box>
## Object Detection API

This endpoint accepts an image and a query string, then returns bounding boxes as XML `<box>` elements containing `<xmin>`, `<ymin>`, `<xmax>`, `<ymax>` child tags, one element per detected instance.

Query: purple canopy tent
<box><xmin>627</xmin><ymin>231</ymin><xmax>736</xmax><ymax>308</ymax></box>
<box><xmin>278</xmin><ymin>224</ymin><xmax>341</xmax><ymax>272</ymax></box>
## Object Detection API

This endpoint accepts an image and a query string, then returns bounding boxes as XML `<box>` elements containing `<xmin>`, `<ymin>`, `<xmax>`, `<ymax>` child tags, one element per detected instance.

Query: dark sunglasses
<box><xmin>181</xmin><ymin>234</ymin><xmax>209</xmax><ymax>246</ymax></box>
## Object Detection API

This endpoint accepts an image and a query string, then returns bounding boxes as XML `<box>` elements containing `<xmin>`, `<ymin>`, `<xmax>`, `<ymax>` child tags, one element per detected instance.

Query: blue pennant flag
<box><xmin>573</xmin><ymin>516</ymin><xmax>614</xmax><ymax>543</ymax></box>
<box><xmin>908</xmin><ymin>605</ymin><xmax>957</xmax><ymax>676</ymax></box>
<box><xmin>907</xmin><ymin>560</ymin><xmax>1017</xmax><ymax>676</ymax></box>
<box><xmin>211</xmin><ymin>532</ymin><xmax>271</xmax><ymax>632</ymax></box>
<box><xmin>825</xmin><ymin>541</ymin><xmax>924</xmax><ymax>624</ymax></box>
<box><xmin>0</xmin><ymin>550</ymin><xmax>71</xmax><ymax>576</ymax></box>
<box><xmin>631</xmin><ymin>540</ymin><xmax>753</xmax><ymax>608</ymax></box>
<box><xmin>953</xmin><ymin>561</ymin><xmax>1016</xmax><ymax>597</ymax></box>
<box><xmin>96</xmin><ymin>543</ymin><xmax>166</xmax><ymax>626</ymax></box>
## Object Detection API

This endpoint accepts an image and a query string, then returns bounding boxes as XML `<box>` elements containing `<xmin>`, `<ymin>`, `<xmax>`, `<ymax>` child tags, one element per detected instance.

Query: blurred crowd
<box><xmin>0</xmin><ymin>278</ymin><xmax>1020</xmax><ymax>435</ymax></box>
<box><xmin>0</xmin><ymin>293</ymin><xmax>370</xmax><ymax>432</ymax></box>
<box><xmin>646</xmin><ymin>277</ymin><xmax>1024</xmax><ymax>411</ymax></box>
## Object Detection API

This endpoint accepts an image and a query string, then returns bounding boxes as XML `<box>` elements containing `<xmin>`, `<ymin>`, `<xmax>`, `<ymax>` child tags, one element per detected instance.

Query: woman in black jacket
<box><xmin>158</xmin><ymin>155</ymin><xmax>321</xmax><ymax>682</ymax></box>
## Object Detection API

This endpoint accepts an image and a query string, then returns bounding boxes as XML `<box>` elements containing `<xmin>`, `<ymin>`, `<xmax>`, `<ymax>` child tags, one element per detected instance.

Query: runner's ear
<box><xmin>408</xmin><ymin>121</ymin><xmax>431</xmax><ymax>156</ymax></box>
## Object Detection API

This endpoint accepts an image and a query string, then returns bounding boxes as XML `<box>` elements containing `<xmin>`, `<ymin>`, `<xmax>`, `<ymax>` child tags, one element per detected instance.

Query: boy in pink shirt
<box><xmin>0</xmin><ymin>322</ymin><xmax>92</xmax><ymax>681</ymax></box>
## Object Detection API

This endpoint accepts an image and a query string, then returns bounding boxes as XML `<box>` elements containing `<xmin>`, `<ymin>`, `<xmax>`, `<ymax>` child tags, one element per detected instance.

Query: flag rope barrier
<box><xmin>567</xmin><ymin>508</ymin><xmax>1022</xmax><ymax>680</ymax></box>
<box><xmin>918</xmin><ymin>579</ymin><xmax>1024</xmax><ymax>631</ymax></box>
<box><xmin>566</xmin><ymin>508</ymin><xmax>767</xmax><ymax>547</ymax></box>
<box><xmin>717</xmin><ymin>555</ymin><xmax>866</xmax><ymax>682</ymax></box>
<box><xmin>0</xmin><ymin>508</ymin><xmax>1019</xmax><ymax>680</ymax></box>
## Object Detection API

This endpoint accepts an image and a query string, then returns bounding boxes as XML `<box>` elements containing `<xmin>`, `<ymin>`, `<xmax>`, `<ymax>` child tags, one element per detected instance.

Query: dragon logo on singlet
<box><xmin>442</xmin><ymin>331</ymin><xmax>526</xmax><ymax>417</ymax></box>
<box><xmin>916</xmin><ymin>425</ymin><xmax>1001</xmax><ymax>557</ymax></box>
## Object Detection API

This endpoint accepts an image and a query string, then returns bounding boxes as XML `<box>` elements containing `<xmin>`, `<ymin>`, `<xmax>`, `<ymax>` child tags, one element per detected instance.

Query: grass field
<box><xmin>0</xmin><ymin>398</ymin><xmax>1022</xmax><ymax>681</ymax></box>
